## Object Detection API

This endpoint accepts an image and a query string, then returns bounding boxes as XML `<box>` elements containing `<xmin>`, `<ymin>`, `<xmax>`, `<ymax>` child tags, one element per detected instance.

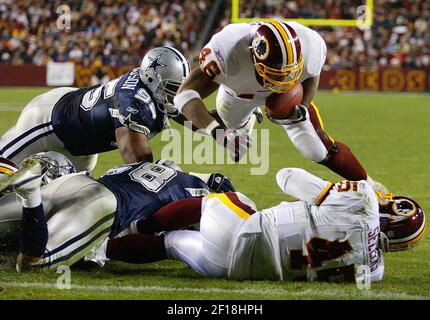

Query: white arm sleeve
<box><xmin>276</xmin><ymin>168</ymin><xmax>331</xmax><ymax>205</ymax></box>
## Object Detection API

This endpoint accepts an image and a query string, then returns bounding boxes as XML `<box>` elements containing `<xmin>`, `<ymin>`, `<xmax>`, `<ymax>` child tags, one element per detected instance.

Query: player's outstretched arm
<box><xmin>174</xmin><ymin>67</ymin><xmax>219</xmax><ymax>131</ymax></box>
<box><xmin>276</xmin><ymin>167</ymin><xmax>331</xmax><ymax>205</ymax></box>
<box><xmin>115</xmin><ymin>127</ymin><xmax>153</xmax><ymax>164</ymax></box>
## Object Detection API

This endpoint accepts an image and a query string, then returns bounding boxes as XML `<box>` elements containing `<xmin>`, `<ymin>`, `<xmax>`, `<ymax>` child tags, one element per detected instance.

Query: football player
<box><xmin>0</xmin><ymin>152</ymin><xmax>77</xmax><ymax>239</ymax></box>
<box><xmin>104</xmin><ymin>168</ymin><xmax>426</xmax><ymax>283</ymax></box>
<box><xmin>0</xmin><ymin>156</ymin><xmax>235</xmax><ymax>271</ymax></box>
<box><xmin>173</xmin><ymin>20</ymin><xmax>387</xmax><ymax>193</ymax></box>
<box><xmin>0</xmin><ymin>46</ymin><xmax>190</xmax><ymax>172</ymax></box>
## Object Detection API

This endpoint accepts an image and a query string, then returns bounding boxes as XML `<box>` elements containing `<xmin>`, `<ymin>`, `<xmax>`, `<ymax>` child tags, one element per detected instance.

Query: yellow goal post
<box><xmin>231</xmin><ymin>0</ymin><xmax>373</xmax><ymax>28</ymax></box>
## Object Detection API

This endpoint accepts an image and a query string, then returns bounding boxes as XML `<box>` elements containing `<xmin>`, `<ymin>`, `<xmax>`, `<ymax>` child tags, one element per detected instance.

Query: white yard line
<box><xmin>0</xmin><ymin>281</ymin><xmax>428</xmax><ymax>300</ymax></box>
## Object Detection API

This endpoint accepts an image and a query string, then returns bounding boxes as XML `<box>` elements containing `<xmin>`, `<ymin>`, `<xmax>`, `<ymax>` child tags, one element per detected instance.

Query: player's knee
<box><xmin>276</xmin><ymin>168</ymin><xmax>306</xmax><ymax>192</ymax></box>
<box><xmin>292</xmin><ymin>135</ymin><xmax>328</xmax><ymax>162</ymax></box>
<box><xmin>301</xmin><ymin>146</ymin><xmax>328</xmax><ymax>163</ymax></box>
<box><xmin>75</xmin><ymin>154</ymin><xmax>98</xmax><ymax>172</ymax></box>
<box><xmin>283</xmin><ymin>120</ymin><xmax>328</xmax><ymax>163</ymax></box>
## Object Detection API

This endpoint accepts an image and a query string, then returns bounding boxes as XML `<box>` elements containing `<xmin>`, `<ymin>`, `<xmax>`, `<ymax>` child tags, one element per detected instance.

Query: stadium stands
<box><xmin>0</xmin><ymin>0</ymin><xmax>429</xmax><ymax>90</ymax></box>
<box><xmin>0</xmin><ymin>0</ymin><xmax>211</xmax><ymax>67</ymax></box>
<box><xmin>1</xmin><ymin>0</ymin><xmax>428</xmax><ymax>70</ymax></box>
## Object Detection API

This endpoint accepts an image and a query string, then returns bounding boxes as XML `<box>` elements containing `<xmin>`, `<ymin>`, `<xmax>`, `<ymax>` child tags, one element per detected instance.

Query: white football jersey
<box><xmin>228</xmin><ymin>180</ymin><xmax>384</xmax><ymax>283</ymax></box>
<box><xmin>199</xmin><ymin>22</ymin><xmax>327</xmax><ymax>104</ymax></box>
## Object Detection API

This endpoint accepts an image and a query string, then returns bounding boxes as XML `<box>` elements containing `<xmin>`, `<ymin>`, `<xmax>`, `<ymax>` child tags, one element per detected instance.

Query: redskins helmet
<box><xmin>377</xmin><ymin>193</ymin><xmax>427</xmax><ymax>252</ymax></box>
<box><xmin>251</xmin><ymin>20</ymin><xmax>304</xmax><ymax>93</ymax></box>
<box><xmin>0</xmin><ymin>157</ymin><xmax>18</xmax><ymax>176</ymax></box>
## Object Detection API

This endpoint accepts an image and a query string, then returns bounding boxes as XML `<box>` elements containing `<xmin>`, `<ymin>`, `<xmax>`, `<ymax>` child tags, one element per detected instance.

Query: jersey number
<box><xmin>199</xmin><ymin>48</ymin><xmax>221</xmax><ymax>79</ymax></box>
<box><xmin>337</xmin><ymin>181</ymin><xmax>358</xmax><ymax>192</ymax></box>
<box><xmin>129</xmin><ymin>163</ymin><xmax>177</xmax><ymax>192</ymax></box>
<box><xmin>80</xmin><ymin>78</ymin><xmax>120</xmax><ymax>111</ymax></box>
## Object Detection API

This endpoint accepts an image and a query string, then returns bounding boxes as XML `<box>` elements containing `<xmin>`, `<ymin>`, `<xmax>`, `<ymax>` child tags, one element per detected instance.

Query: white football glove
<box><xmin>211</xmin><ymin>127</ymin><xmax>252</xmax><ymax>162</ymax></box>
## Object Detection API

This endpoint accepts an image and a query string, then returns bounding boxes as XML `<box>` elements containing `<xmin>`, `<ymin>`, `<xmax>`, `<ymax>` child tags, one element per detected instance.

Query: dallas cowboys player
<box><xmin>0</xmin><ymin>46</ymin><xmax>190</xmax><ymax>172</ymax></box>
<box><xmin>0</xmin><ymin>156</ymin><xmax>235</xmax><ymax>272</ymax></box>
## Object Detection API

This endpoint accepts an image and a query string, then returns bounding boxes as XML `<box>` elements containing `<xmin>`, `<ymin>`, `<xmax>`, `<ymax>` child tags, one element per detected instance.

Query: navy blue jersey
<box><xmin>51</xmin><ymin>69</ymin><xmax>166</xmax><ymax>156</ymax></box>
<box><xmin>97</xmin><ymin>162</ymin><xmax>210</xmax><ymax>238</ymax></box>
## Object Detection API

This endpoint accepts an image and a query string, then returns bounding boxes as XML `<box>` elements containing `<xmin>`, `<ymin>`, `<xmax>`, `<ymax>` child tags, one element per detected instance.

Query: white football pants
<box><xmin>216</xmin><ymin>85</ymin><xmax>263</xmax><ymax>129</ymax></box>
<box><xmin>0</xmin><ymin>173</ymin><xmax>117</xmax><ymax>271</ymax></box>
<box><xmin>215</xmin><ymin>86</ymin><xmax>328</xmax><ymax>163</ymax></box>
<box><xmin>165</xmin><ymin>194</ymin><xmax>253</xmax><ymax>278</ymax></box>
<box><xmin>0</xmin><ymin>87</ymin><xmax>98</xmax><ymax>172</ymax></box>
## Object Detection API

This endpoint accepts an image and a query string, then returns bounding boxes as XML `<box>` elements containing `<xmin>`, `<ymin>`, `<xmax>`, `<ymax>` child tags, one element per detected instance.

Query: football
<box><xmin>265</xmin><ymin>83</ymin><xmax>304</xmax><ymax>120</ymax></box>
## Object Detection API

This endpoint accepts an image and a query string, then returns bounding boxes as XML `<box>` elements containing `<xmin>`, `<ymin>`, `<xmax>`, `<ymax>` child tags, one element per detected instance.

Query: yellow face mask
<box><xmin>254</xmin><ymin>54</ymin><xmax>304</xmax><ymax>93</ymax></box>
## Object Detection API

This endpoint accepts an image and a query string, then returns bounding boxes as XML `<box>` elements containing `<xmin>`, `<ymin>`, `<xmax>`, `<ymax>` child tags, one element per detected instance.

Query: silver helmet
<box><xmin>30</xmin><ymin>151</ymin><xmax>76</xmax><ymax>185</ymax></box>
<box><xmin>139</xmin><ymin>46</ymin><xmax>190</xmax><ymax>117</ymax></box>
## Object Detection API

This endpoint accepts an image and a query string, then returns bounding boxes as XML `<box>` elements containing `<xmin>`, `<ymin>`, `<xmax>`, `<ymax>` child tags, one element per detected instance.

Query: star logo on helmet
<box><xmin>146</xmin><ymin>55</ymin><xmax>167</xmax><ymax>75</ymax></box>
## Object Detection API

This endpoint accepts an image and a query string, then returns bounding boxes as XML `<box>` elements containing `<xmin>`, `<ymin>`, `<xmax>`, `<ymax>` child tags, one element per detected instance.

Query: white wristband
<box><xmin>204</xmin><ymin>119</ymin><xmax>221</xmax><ymax>136</ymax></box>
<box><xmin>173</xmin><ymin>89</ymin><xmax>202</xmax><ymax>114</ymax></box>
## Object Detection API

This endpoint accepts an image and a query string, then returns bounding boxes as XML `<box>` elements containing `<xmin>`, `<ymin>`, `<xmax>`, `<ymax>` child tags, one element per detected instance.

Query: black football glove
<box><xmin>207</xmin><ymin>173</ymin><xmax>236</xmax><ymax>193</ymax></box>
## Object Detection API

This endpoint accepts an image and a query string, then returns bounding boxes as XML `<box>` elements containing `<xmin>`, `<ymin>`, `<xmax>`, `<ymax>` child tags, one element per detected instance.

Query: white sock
<box><xmin>20</xmin><ymin>187</ymin><xmax>42</xmax><ymax>208</ymax></box>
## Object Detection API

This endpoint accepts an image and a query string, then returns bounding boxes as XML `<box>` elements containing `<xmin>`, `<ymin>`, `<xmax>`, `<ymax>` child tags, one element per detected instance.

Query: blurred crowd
<box><xmin>238</xmin><ymin>0</ymin><xmax>363</xmax><ymax>20</ymax></box>
<box><xmin>237</xmin><ymin>0</ymin><xmax>430</xmax><ymax>69</ymax></box>
<box><xmin>0</xmin><ymin>0</ymin><xmax>210</xmax><ymax>67</ymax></box>
<box><xmin>0</xmin><ymin>0</ymin><xmax>429</xmax><ymax>70</ymax></box>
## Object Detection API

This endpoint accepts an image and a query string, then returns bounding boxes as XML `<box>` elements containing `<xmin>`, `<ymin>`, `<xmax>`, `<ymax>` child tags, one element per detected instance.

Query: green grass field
<box><xmin>0</xmin><ymin>87</ymin><xmax>429</xmax><ymax>300</ymax></box>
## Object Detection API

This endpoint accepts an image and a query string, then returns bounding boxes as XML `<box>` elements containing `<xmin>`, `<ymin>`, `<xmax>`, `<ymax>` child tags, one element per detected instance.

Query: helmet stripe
<box><xmin>0</xmin><ymin>166</ymin><xmax>14</xmax><ymax>174</ymax></box>
<box><xmin>389</xmin><ymin>214</ymin><xmax>427</xmax><ymax>244</ymax></box>
<box><xmin>265</xmin><ymin>22</ymin><xmax>287</xmax><ymax>67</ymax></box>
<box><xmin>162</xmin><ymin>46</ymin><xmax>190</xmax><ymax>78</ymax></box>
<box><xmin>283</xmin><ymin>23</ymin><xmax>298</xmax><ymax>65</ymax></box>
<box><xmin>388</xmin><ymin>222</ymin><xmax>427</xmax><ymax>250</ymax></box>
<box><xmin>271</xmin><ymin>20</ymin><xmax>293</xmax><ymax>66</ymax></box>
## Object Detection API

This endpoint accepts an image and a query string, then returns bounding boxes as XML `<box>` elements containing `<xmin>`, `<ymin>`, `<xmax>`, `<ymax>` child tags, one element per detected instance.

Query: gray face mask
<box><xmin>30</xmin><ymin>152</ymin><xmax>76</xmax><ymax>185</ymax></box>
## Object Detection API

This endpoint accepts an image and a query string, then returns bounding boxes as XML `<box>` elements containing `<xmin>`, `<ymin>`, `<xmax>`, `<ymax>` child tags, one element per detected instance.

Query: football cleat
<box><xmin>0</xmin><ymin>158</ymin><xmax>42</xmax><ymax>198</ymax></box>
<box><xmin>16</xmin><ymin>252</ymin><xmax>41</xmax><ymax>273</ymax></box>
<box><xmin>253</xmin><ymin>107</ymin><xmax>264</xmax><ymax>124</ymax></box>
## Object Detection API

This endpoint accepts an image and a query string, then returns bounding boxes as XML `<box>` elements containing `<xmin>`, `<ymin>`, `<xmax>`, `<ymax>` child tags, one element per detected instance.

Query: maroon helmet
<box><xmin>0</xmin><ymin>157</ymin><xmax>18</xmax><ymax>175</ymax></box>
<box><xmin>378</xmin><ymin>193</ymin><xmax>427</xmax><ymax>252</ymax></box>
<box><xmin>251</xmin><ymin>20</ymin><xmax>304</xmax><ymax>93</ymax></box>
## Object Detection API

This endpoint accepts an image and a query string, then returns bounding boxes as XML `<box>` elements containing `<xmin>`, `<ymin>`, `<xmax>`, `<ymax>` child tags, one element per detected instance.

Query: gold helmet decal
<box><xmin>252</xmin><ymin>35</ymin><xmax>270</xmax><ymax>61</ymax></box>
<box><xmin>392</xmin><ymin>198</ymin><xmax>416</xmax><ymax>217</ymax></box>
